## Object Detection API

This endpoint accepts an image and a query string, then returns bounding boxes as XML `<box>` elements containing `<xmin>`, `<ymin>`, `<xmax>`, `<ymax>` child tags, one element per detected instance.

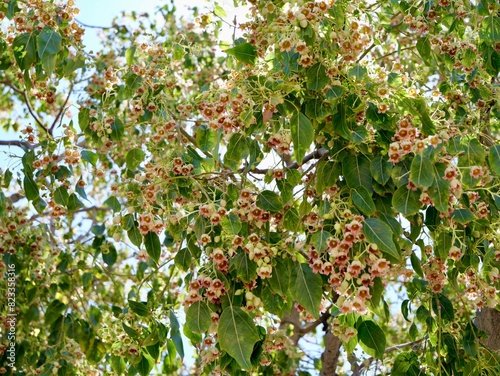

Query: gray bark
<box><xmin>320</xmin><ymin>327</ymin><xmax>342</xmax><ymax>376</ymax></box>
<box><xmin>475</xmin><ymin>307</ymin><xmax>500</xmax><ymax>351</ymax></box>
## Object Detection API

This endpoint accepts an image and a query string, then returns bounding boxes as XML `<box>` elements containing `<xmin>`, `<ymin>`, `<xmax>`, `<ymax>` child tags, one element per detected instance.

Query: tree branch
<box><xmin>320</xmin><ymin>327</ymin><xmax>342</xmax><ymax>376</ymax></box>
<box><xmin>75</xmin><ymin>19</ymin><xmax>112</xmax><ymax>30</ymax></box>
<box><xmin>242</xmin><ymin>147</ymin><xmax>329</xmax><ymax>174</ymax></box>
<box><xmin>0</xmin><ymin>140</ymin><xmax>35</xmax><ymax>150</ymax></box>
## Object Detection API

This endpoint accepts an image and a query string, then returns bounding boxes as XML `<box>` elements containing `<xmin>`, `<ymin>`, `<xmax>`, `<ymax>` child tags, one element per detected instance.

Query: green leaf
<box><xmin>225</xmin><ymin>42</ymin><xmax>257</xmax><ymax>65</ymax></box>
<box><xmin>311</xmin><ymin>231</ymin><xmax>331</xmax><ymax>252</ymax></box>
<box><xmin>186</xmin><ymin>301</ymin><xmax>212</xmax><ymax>333</ymax></box>
<box><xmin>0</xmin><ymin>191</ymin><xmax>5</xmax><ymax>216</ymax></box>
<box><xmin>352</xmin><ymin>187</ymin><xmax>376</xmax><ymax>216</ymax></box>
<box><xmin>489</xmin><ymin>144</ymin><xmax>500</xmax><ymax>176</ymax></box>
<box><xmin>404</xmin><ymin>97</ymin><xmax>436</xmax><ymax>136</ymax></box>
<box><xmin>137</xmin><ymin>352</ymin><xmax>155</xmax><ymax>376</ymax></box>
<box><xmin>348</xmin><ymin>65</ymin><xmax>367</xmax><ymax>79</ymax></box>
<box><xmin>316</xmin><ymin>160</ymin><xmax>340</xmax><ymax>193</ymax></box>
<box><xmin>357</xmin><ymin>320</ymin><xmax>386</xmax><ymax>359</ymax></box>
<box><xmin>13</xmin><ymin>32</ymin><xmax>37</xmax><ymax>70</ymax></box>
<box><xmin>110</xmin><ymin>119</ymin><xmax>125</xmax><ymax>141</ymax></box>
<box><xmin>283</xmin><ymin>208</ymin><xmax>302</xmax><ymax>232</ymax></box>
<box><xmin>23</xmin><ymin>175</ymin><xmax>39</xmax><ymax>201</ymax></box>
<box><xmin>256</xmin><ymin>190</ymin><xmax>283</xmax><ymax>213</ymax></box>
<box><xmin>78</xmin><ymin>108</ymin><xmax>90</xmax><ymax>131</ymax></box>
<box><xmin>434</xmin><ymin>231</ymin><xmax>453</xmax><ymax>260</ymax></box>
<box><xmin>128</xmin><ymin>223</ymin><xmax>142</xmax><ymax>247</ymax></box>
<box><xmin>126</xmin><ymin>148</ymin><xmax>145</xmax><ymax>171</ymax></box>
<box><xmin>125</xmin><ymin>46</ymin><xmax>136</xmax><ymax>66</ymax></box>
<box><xmin>214</xmin><ymin>3</ymin><xmax>227</xmax><ymax>18</ymax></box>
<box><xmin>232</xmin><ymin>251</ymin><xmax>257</xmax><ymax>283</ymax></box>
<box><xmin>224</xmin><ymin>133</ymin><xmax>248</xmax><ymax>168</ymax></box>
<box><xmin>431</xmin><ymin>294</ymin><xmax>454</xmax><ymax>321</ymax></box>
<box><xmin>306</xmin><ymin>63</ymin><xmax>329</xmax><ymax>90</ymax></box>
<box><xmin>110</xmin><ymin>355</ymin><xmax>126</xmax><ymax>374</ymax></box>
<box><xmin>290</xmin><ymin>111</ymin><xmax>314</xmax><ymax>164</ymax></box>
<box><xmin>37</xmin><ymin>27</ymin><xmax>62</xmax><ymax>60</ymax></box>
<box><xmin>45</xmin><ymin>299</ymin><xmax>66</xmax><ymax>325</ymax></box>
<box><xmin>451</xmin><ymin>208</ymin><xmax>474</xmax><ymax>224</ymax></box>
<box><xmin>102</xmin><ymin>245</ymin><xmax>117</xmax><ymax>266</ymax></box>
<box><xmin>392</xmin><ymin>185</ymin><xmax>421</xmax><ymax>216</ymax></box>
<box><xmin>362</xmin><ymin>218</ymin><xmax>400</xmax><ymax>261</ymax></box>
<box><xmin>41</xmin><ymin>54</ymin><xmax>57</xmax><ymax>75</ymax></box>
<box><xmin>218</xmin><ymin>306</ymin><xmax>260</xmax><ymax>370</ymax></box>
<box><xmin>416</xmin><ymin>37</ymin><xmax>431</xmax><ymax>63</ymax></box>
<box><xmin>129</xmin><ymin>300</ymin><xmax>149</xmax><ymax>317</ymax></box>
<box><xmin>326</xmin><ymin>85</ymin><xmax>344</xmax><ymax>99</ymax></box>
<box><xmin>221</xmin><ymin>213</ymin><xmax>242</xmax><ymax>235</ymax></box>
<box><xmin>410</xmin><ymin>154</ymin><xmax>434</xmax><ymax>187</ymax></box>
<box><xmin>104</xmin><ymin>196</ymin><xmax>121</xmax><ymax>212</ymax></box>
<box><xmin>428</xmin><ymin>178</ymin><xmax>450</xmax><ymax>213</ymax></box>
<box><xmin>410</xmin><ymin>252</ymin><xmax>424</xmax><ymax>278</ymax></box>
<box><xmin>291</xmin><ymin>263</ymin><xmax>323</xmax><ymax>319</ymax></box>
<box><xmin>370</xmin><ymin>156</ymin><xmax>392</xmax><ymax>185</ymax></box>
<box><xmin>144</xmin><ymin>232</ymin><xmax>161</xmax><ymax>264</ymax></box>
<box><xmin>392</xmin><ymin>352</ymin><xmax>420</xmax><ymax>376</ymax></box>
<box><xmin>53</xmin><ymin>186</ymin><xmax>69</xmax><ymax>207</ymax></box>
<box><xmin>81</xmin><ymin>150</ymin><xmax>98</xmax><ymax>166</ymax></box>
<box><xmin>268</xmin><ymin>258</ymin><xmax>291</xmax><ymax>296</ymax></box>
<box><xmin>342</xmin><ymin>154</ymin><xmax>373</xmax><ymax>193</ymax></box>
<box><xmin>196</xmin><ymin>125</ymin><xmax>218</xmax><ymax>153</ymax></box>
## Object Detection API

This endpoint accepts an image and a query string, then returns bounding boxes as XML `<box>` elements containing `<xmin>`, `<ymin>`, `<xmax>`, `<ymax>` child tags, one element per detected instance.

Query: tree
<box><xmin>0</xmin><ymin>0</ymin><xmax>499</xmax><ymax>374</ymax></box>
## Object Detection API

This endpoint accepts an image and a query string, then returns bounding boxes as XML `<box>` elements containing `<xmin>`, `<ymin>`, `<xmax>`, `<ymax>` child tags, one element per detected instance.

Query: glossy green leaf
<box><xmin>342</xmin><ymin>154</ymin><xmax>373</xmax><ymax>193</ymax></box>
<box><xmin>256</xmin><ymin>190</ymin><xmax>283</xmax><ymax>213</ymax></box>
<box><xmin>370</xmin><ymin>156</ymin><xmax>392</xmax><ymax>185</ymax></box>
<box><xmin>110</xmin><ymin>119</ymin><xmax>125</xmax><ymax>141</ymax></box>
<box><xmin>102</xmin><ymin>245</ymin><xmax>117</xmax><ymax>266</ymax></box>
<box><xmin>110</xmin><ymin>355</ymin><xmax>126</xmax><ymax>374</ymax></box>
<box><xmin>451</xmin><ymin>208</ymin><xmax>474</xmax><ymax>224</ymax></box>
<box><xmin>311</xmin><ymin>231</ymin><xmax>331</xmax><ymax>252</ymax></box>
<box><xmin>13</xmin><ymin>32</ymin><xmax>37</xmax><ymax>70</ymax></box>
<box><xmin>392</xmin><ymin>185</ymin><xmax>421</xmax><ymax>216</ymax></box>
<box><xmin>37</xmin><ymin>27</ymin><xmax>62</xmax><ymax>60</ymax></box>
<box><xmin>23</xmin><ymin>175</ymin><xmax>39</xmax><ymax>201</ymax></box>
<box><xmin>352</xmin><ymin>187</ymin><xmax>376</xmax><ymax>216</ymax></box>
<box><xmin>428</xmin><ymin>178</ymin><xmax>450</xmax><ymax>213</ymax></box>
<box><xmin>291</xmin><ymin>263</ymin><xmax>323</xmax><ymax>319</ymax></box>
<box><xmin>283</xmin><ymin>207</ymin><xmax>301</xmax><ymax>232</ymax></box>
<box><xmin>126</xmin><ymin>148</ymin><xmax>145</xmax><ymax>171</ymax></box>
<box><xmin>137</xmin><ymin>352</ymin><xmax>154</xmax><ymax>376</ymax></box>
<box><xmin>306</xmin><ymin>63</ymin><xmax>329</xmax><ymax>90</ymax></box>
<box><xmin>125</xmin><ymin>46</ymin><xmax>136</xmax><ymax>66</ymax></box>
<box><xmin>348</xmin><ymin>65</ymin><xmax>367</xmax><ymax>79</ymax></box>
<box><xmin>144</xmin><ymin>231</ymin><xmax>161</xmax><ymax>264</ymax></box>
<box><xmin>104</xmin><ymin>196</ymin><xmax>121</xmax><ymax>212</ymax></box>
<box><xmin>416</xmin><ymin>37</ymin><xmax>431</xmax><ymax>63</ymax></box>
<box><xmin>316</xmin><ymin>160</ymin><xmax>340</xmax><ymax>193</ymax></box>
<box><xmin>81</xmin><ymin>150</ymin><xmax>98</xmax><ymax>166</ymax></box>
<box><xmin>196</xmin><ymin>125</ymin><xmax>218</xmax><ymax>153</ymax></box>
<box><xmin>410</xmin><ymin>154</ymin><xmax>434</xmax><ymax>187</ymax></box>
<box><xmin>221</xmin><ymin>213</ymin><xmax>242</xmax><ymax>234</ymax></box>
<box><xmin>232</xmin><ymin>251</ymin><xmax>257</xmax><ymax>283</ymax></box>
<box><xmin>357</xmin><ymin>320</ymin><xmax>386</xmax><ymax>359</ymax></box>
<box><xmin>186</xmin><ymin>301</ymin><xmax>212</xmax><ymax>333</ymax></box>
<box><xmin>362</xmin><ymin>218</ymin><xmax>400</xmax><ymax>261</ymax></box>
<box><xmin>45</xmin><ymin>299</ymin><xmax>66</xmax><ymax>325</ymax></box>
<box><xmin>218</xmin><ymin>306</ymin><xmax>260</xmax><ymax>370</ymax></box>
<box><xmin>225</xmin><ymin>42</ymin><xmax>257</xmax><ymax>65</ymax></box>
<box><xmin>268</xmin><ymin>258</ymin><xmax>291</xmax><ymax>296</ymax></box>
<box><xmin>224</xmin><ymin>133</ymin><xmax>248</xmax><ymax>168</ymax></box>
<box><xmin>431</xmin><ymin>294</ymin><xmax>454</xmax><ymax>322</ymax></box>
<box><xmin>290</xmin><ymin>111</ymin><xmax>314</xmax><ymax>164</ymax></box>
<box><xmin>128</xmin><ymin>223</ymin><xmax>142</xmax><ymax>247</ymax></box>
<box><xmin>489</xmin><ymin>144</ymin><xmax>500</xmax><ymax>176</ymax></box>
<box><xmin>128</xmin><ymin>300</ymin><xmax>149</xmax><ymax>317</ymax></box>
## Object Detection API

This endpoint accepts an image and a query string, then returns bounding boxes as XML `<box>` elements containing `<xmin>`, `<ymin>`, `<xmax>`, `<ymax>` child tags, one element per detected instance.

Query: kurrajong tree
<box><xmin>0</xmin><ymin>0</ymin><xmax>499</xmax><ymax>375</ymax></box>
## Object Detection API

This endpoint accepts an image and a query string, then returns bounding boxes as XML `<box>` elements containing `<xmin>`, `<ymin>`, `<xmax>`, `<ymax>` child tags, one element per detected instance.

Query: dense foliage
<box><xmin>0</xmin><ymin>0</ymin><xmax>499</xmax><ymax>375</ymax></box>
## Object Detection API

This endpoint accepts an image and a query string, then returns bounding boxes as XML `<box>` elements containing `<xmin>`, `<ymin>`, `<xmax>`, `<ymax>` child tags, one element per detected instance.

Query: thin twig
<box><xmin>75</xmin><ymin>19</ymin><xmax>112</xmax><ymax>30</ymax></box>
<box><xmin>242</xmin><ymin>148</ymin><xmax>329</xmax><ymax>174</ymax></box>
<box><xmin>22</xmin><ymin>91</ymin><xmax>48</xmax><ymax>135</ymax></box>
<box><xmin>49</xmin><ymin>85</ymin><xmax>73</xmax><ymax>135</ymax></box>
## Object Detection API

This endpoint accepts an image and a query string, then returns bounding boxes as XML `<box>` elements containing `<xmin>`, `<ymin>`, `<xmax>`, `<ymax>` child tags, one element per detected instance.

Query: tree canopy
<box><xmin>0</xmin><ymin>0</ymin><xmax>499</xmax><ymax>375</ymax></box>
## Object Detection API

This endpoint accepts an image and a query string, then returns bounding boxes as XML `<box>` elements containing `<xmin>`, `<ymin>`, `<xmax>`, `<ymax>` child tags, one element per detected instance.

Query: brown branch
<box><xmin>0</xmin><ymin>140</ymin><xmax>35</xmax><ymax>149</ymax></box>
<box><xmin>0</xmin><ymin>79</ymin><xmax>24</xmax><ymax>95</ymax></box>
<box><xmin>320</xmin><ymin>327</ymin><xmax>342</xmax><ymax>376</ymax></box>
<box><xmin>49</xmin><ymin>85</ymin><xmax>73</xmax><ymax>135</ymax></box>
<box><xmin>75</xmin><ymin>19</ymin><xmax>112</xmax><ymax>30</ymax></box>
<box><xmin>242</xmin><ymin>148</ymin><xmax>329</xmax><ymax>174</ymax></box>
<box><xmin>23</xmin><ymin>90</ymin><xmax>49</xmax><ymax>135</ymax></box>
<box><xmin>177</xmin><ymin>125</ymin><xmax>214</xmax><ymax>159</ymax></box>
